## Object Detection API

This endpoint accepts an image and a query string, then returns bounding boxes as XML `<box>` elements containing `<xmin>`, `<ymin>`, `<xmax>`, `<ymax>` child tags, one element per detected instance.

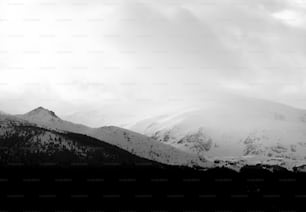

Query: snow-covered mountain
<box><xmin>0</xmin><ymin>112</ymin><xmax>162</xmax><ymax>166</ymax></box>
<box><xmin>9</xmin><ymin>95</ymin><xmax>306</xmax><ymax>171</ymax></box>
<box><xmin>130</xmin><ymin>96</ymin><xmax>306</xmax><ymax>170</ymax></box>
<box><xmin>16</xmin><ymin>107</ymin><xmax>211</xmax><ymax>168</ymax></box>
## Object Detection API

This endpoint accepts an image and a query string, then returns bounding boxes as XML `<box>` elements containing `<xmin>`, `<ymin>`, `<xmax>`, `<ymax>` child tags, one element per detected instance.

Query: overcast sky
<box><xmin>0</xmin><ymin>0</ymin><xmax>306</xmax><ymax>126</ymax></box>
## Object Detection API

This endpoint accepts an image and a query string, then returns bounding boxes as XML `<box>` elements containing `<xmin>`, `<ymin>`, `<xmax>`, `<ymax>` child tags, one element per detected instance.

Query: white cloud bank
<box><xmin>0</xmin><ymin>0</ymin><xmax>306</xmax><ymax>126</ymax></box>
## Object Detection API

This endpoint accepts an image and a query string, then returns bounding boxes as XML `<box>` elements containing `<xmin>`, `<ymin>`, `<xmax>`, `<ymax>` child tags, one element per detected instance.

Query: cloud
<box><xmin>0</xmin><ymin>0</ymin><xmax>306</xmax><ymax>125</ymax></box>
<box><xmin>273</xmin><ymin>9</ymin><xmax>306</xmax><ymax>27</ymax></box>
<box><xmin>271</xmin><ymin>0</ymin><xmax>306</xmax><ymax>28</ymax></box>
<box><xmin>110</xmin><ymin>1</ymin><xmax>306</xmax><ymax>96</ymax></box>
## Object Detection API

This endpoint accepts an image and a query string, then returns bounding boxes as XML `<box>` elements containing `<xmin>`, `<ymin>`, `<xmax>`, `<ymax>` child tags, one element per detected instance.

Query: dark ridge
<box><xmin>0</xmin><ymin>122</ymin><xmax>167</xmax><ymax>167</ymax></box>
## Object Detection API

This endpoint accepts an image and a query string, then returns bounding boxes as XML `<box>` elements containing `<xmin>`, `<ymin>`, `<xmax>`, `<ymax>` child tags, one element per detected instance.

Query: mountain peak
<box><xmin>25</xmin><ymin>106</ymin><xmax>61</xmax><ymax>121</ymax></box>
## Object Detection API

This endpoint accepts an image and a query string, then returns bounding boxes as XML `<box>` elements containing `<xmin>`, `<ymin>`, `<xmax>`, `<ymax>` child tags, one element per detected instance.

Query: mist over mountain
<box><xmin>1</xmin><ymin>1</ymin><xmax>306</xmax><ymax>211</ymax></box>
<box><xmin>131</xmin><ymin>95</ymin><xmax>306</xmax><ymax>170</ymax></box>
<box><xmin>1</xmin><ymin>95</ymin><xmax>306</xmax><ymax>171</ymax></box>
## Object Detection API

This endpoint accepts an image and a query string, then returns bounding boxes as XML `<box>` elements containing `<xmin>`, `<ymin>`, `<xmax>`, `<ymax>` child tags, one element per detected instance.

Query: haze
<box><xmin>0</xmin><ymin>0</ymin><xmax>306</xmax><ymax>127</ymax></box>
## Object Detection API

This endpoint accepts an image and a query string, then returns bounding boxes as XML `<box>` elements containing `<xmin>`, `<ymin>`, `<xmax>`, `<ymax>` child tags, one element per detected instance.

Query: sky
<box><xmin>0</xmin><ymin>0</ymin><xmax>306</xmax><ymax>127</ymax></box>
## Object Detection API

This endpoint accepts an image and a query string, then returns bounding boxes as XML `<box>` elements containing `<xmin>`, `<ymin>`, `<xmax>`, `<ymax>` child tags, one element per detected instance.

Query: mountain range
<box><xmin>12</xmin><ymin>107</ymin><xmax>210</xmax><ymax>168</ymax></box>
<box><xmin>1</xmin><ymin>95</ymin><xmax>306</xmax><ymax>171</ymax></box>
<box><xmin>0</xmin><ymin>111</ymin><xmax>165</xmax><ymax>167</ymax></box>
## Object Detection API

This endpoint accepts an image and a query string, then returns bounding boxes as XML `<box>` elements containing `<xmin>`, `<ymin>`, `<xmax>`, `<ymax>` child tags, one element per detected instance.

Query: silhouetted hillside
<box><xmin>0</xmin><ymin>122</ymin><xmax>165</xmax><ymax>167</ymax></box>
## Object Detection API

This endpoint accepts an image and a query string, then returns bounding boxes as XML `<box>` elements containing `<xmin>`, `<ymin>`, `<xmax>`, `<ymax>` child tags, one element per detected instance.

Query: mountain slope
<box><xmin>130</xmin><ymin>96</ymin><xmax>306</xmax><ymax>170</ymax></box>
<box><xmin>0</xmin><ymin>113</ymin><xmax>165</xmax><ymax>166</ymax></box>
<box><xmin>17</xmin><ymin>107</ymin><xmax>211</xmax><ymax>168</ymax></box>
<box><xmin>88</xmin><ymin>126</ymin><xmax>211</xmax><ymax>167</ymax></box>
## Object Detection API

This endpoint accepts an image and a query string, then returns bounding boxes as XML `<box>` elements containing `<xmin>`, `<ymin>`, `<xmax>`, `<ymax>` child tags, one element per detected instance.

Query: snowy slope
<box><xmin>88</xmin><ymin>126</ymin><xmax>211</xmax><ymax>167</ymax></box>
<box><xmin>17</xmin><ymin>107</ymin><xmax>211</xmax><ymax>168</ymax></box>
<box><xmin>0</xmin><ymin>112</ymin><xmax>170</xmax><ymax>166</ymax></box>
<box><xmin>130</xmin><ymin>96</ymin><xmax>306</xmax><ymax>170</ymax></box>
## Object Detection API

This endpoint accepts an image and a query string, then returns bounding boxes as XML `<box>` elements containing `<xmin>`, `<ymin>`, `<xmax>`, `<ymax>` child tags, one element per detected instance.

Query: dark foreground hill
<box><xmin>0</xmin><ymin>116</ymin><xmax>165</xmax><ymax>167</ymax></box>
